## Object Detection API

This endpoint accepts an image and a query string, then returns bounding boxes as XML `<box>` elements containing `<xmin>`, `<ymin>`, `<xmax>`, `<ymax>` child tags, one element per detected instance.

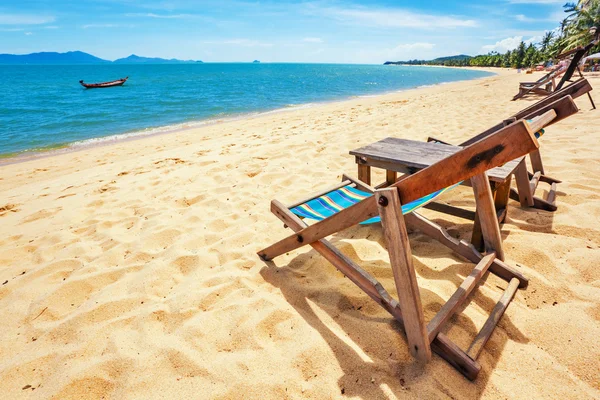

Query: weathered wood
<box><xmin>386</xmin><ymin>170</ymin><xmax>398</xmax><ymax>186</ymax></box>
<box><xmin>423</xmin><ymin>202</ymin><xmax>477</xmax><ymax>221</ymax></box>
<box><xmin>460</xmin><ymin>120</ymin><xmax>515</xmax><ymax>147</ymax></box>
<box><xmin>514</xmin><ymin>159</ymin><xmax>535</xmax><ymax>207</ymax></box>
<box><xmin>259</xmin><ymin>118</ymin><xmax>544</xmax><ymax>261</ymax></box>
<box><xmin>494</xmin><ymin>179</ymin><xmax>511</xmax><ymax>224</ymax></box>
<box><xmin>546</xmin><ymin>182</ymin><xmax>557</xmax><ymax>206</ymax></box>
<box><xmin>257</xmin><ymin>195</ymin><xmax>379</xmax><ymax>261</ymax></box>
<box><xmin>467</xmin><ymin>278</ymin><xmax>520</xmax><ymax>360</ymax></box>
<box><xmin>471</xmin><ymin>173</ymin><xmax>505</xmax><ymax>260</ymax></box>
<box><xmin>270</xmin><ymin>200</ymin><xmax>403</xmax><ymax>316</ymax></box>
<box><xmin>471</xmin><ymin>211</ymin><xmax>484</xmax><ymax>253</ymax></box>
<box><xmin>376</xmin><ymin>188</ymin><xmax>431</xmax><ymax>362</ymax></box>
<box><xmin>529</xmin><ymin>149</ymin><xmax>545</xmax><ymax>175</ymax></box>
<box><xmin>357</xmin><ymin>161</ymin><xmax>371</xmax><ymax>186</ymax></box>
<box><xmin>269</xmin><ymin>199</ymin><xmax>480</xmax><ymax>378</ymax></box>
<box><xmin>432</xmin><ymin>333</ymin><xmax>482</xmax><ymax>380</ymax></box>
<box><xmin>427</xmin><ymin>136</ymin><xmax>452</xmax><ymax>145</ymax></box>
<box><xmin>427</xmin><ymin>253</ymin><xmax>496</xmax><ymax>342</ymax></box>
<box><xmin>342</xmin><ymin>173</ymin><xmax>375</xmax><ymax>193</ymax></box>
<box><xmin>509</xmin><ymin>188</ymin><xmax>558</xmax><ymax>212</ymax></box>
<box><xmin>512</xmin><ymin>79</ymin><xmax>591</xmax><ymax>121</ymax></box>
<box><xmin>287</xmin><ymin>180</ymin><xmax>352</xmax><ymax>209</ymax></box>
<box><xmin>404</xmin><ymin>212</ymin><xmax>529</xmax><ymax>288</ymax></box>
<box><xmin>351</xmin><ymin>137</ymin><xmax>521</xmax><ymax>183</ymax></box>
<box><xmin>530</xmin><ymin>171</ymin><xmax>542</xmax><ymax>194</ymax></box>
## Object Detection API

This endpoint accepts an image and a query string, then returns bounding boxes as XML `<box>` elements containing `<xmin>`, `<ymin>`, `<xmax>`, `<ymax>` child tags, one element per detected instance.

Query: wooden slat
<box><xmin>342</xmin><ymin>173</ymin><xmax>376</xmax><ymax>193</ymax></box>
<box><xmin>269</xmin><ymin>199</ymin><xmax>481</xmax><ymax>379</ymax></box>
<box><xmin>258</xmin><ymin>118</ymin><xmax>544</xmax><ymax>261</ymax></box>
<box><xmin>386</xmin><ymin>170</ymin><xmax>398</xmax><ymax>186</ymax></box>
<box><xmin>514</xmin><ymin>159</ymin><xmax>535</xmax><ymax>207</ymax></box>
<box><xmin>460</xmin><ymin>120</ymin><xmax>514</xmax><ymax>147</ymax></box>
<box><xmin>423</xmin><ymin>202</ymin><xmax>477</xmax><ymax>221</ymax></box>
<box><xmin>467</xmin><ymin>278</ymin><xmax>520</xmax><ymax>360</ymax></box>
<box><xmin>547</xmin><ymin>182</ymin><xmax>557</xmax><ymax>205</ymax></box>
<box><xmin>376</xmin><ymin>188</ymin><xmax>431</xmax><ymax>362</ymax></box>
<box><xmin>257</xmin><ymin>195</ymin><xmax>379</xmax><ymax>261</ymax></box>
<box><xmin>404</xmin><ymin>212</ymin><xmax>529</xmax><ymax>288</ymax></box>
<box><xmin>427</xmin><ymin>253</ymin><xmax>496</xmax><ymax>342</ymax></box>
<box><xmin>351</xmin><ymin>138</ymin><xmax>522</xmax><ymax>183</ymax></box>
<box><xmin>432</xmin><ymin>333</ymin><xmax>482</xmax><ymax>381</ymax></box>
<box><xmin>512</xmin><ymin>78</ymin><xmax>591</xmax><ymax>121</ymax></box>
<box><xmin>529</xmin><ymin>149</ymin><xmax>545</xmax><ymax>175</ymax></box>
<box><xmin>530</xmin><ymin>171</ymin><xmax>542</xmax><ymax>194</ymax></box>
<box><xmin>269</xmin><ymin>200</ymin><xmax>403</xmax><ymax>316</ymax></box>
<box><xmin>356</xmin><ymin>158</ymin><xmax>371</xmax><ymax>186</ymax></box>
<box><xmin>509</xmin><ymin>188</ymin><xmax>558</xmax><ymax>212</ymax></box>
<box><xmin>494</xmin><ymin>179</ymin><xmax>511</xmax><ymax>224</ymax></box>
<box><xmin>471</xmin><ymin>173</ymin><xmax>505</xmax><ymax>260</ymax></box>
<box><xmin>527</xmin><ymin>110</ymin><xmax>557</xmax><ymax>133</ymax></box>
<box><xmin>427</xmin><ymin>136</ymin><xmax>452</xmax><ymax>145</ymax></box>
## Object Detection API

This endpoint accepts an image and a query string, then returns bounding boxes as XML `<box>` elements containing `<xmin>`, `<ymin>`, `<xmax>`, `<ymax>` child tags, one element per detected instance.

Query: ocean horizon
<box><xmin>0</xmin><ymin>63</ymin><xmax>494</xmax><ymax>158</ymax></box>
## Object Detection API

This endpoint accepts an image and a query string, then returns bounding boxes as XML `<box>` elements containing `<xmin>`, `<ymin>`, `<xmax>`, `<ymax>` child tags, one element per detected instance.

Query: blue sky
<box><xmin>0</xmin><ymin>0</ymin><xmax>568</xmax><ymax>63</ymax></box>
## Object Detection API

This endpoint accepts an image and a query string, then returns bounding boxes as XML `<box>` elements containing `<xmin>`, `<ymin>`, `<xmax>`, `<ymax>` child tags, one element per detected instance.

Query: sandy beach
<box><xmin>1</xmin><ymin>69</ymin><xmax>600</xmax><ymax>399</ymax></box>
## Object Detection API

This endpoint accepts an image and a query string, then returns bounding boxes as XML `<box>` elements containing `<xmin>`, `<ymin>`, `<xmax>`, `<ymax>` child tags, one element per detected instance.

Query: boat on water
<box><xmin>79</xmin><ymin>77</ymin><xmax>128</xmax><ymax>88</ymax></box>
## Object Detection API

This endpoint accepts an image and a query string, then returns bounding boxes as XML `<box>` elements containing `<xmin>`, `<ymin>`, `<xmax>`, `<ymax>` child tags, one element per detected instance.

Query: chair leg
<box><xmin>376</xmin><ymin>187</ymin><xmax>431</xmax><ymax>362</ymax></box>
<box><xmin>471</xmin><ymin>173</ymin><xmax>505</xmax><ymax>261</ymax></box>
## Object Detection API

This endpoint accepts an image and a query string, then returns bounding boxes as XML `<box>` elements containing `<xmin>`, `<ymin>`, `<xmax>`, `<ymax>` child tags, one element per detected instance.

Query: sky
<box><xmin>0</xmin><ymin>0</ymin><xmax>569</xmax><ymax>63</ymax></box>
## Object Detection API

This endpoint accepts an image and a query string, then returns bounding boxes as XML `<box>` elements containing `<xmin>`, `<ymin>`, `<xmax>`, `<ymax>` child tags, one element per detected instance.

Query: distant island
<box><xmin>385</xmin><ymin>55</ymin><xmax>472</xmax><ymax>67</ymax></box>
<box><xmin>0</xmin><ymin>51</ymin><xmax>203</xmax><ymax>65</ymax></box>
<box><xmin>253</xmin><ymin>60</ymin><xmax>260</xmax><ymax>63</ymax></box>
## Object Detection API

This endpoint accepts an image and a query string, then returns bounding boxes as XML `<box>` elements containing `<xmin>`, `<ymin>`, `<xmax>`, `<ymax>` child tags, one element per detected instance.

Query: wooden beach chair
<box><xmin>429</xmin><ymin>90</ymin><xmax>583</xmax><ymax>212</ymax></box>
<box><xmin>513</xmin><ymin>65</ymin><xmax>567</xmax><ymax>100</ymax></box>
<box><xmin>514</xmin><ymin>32</ymin><xmax>599</xmax><ymax>107</ymax></box>
<box><xmin>258</xmin><ymin>111</ymin><xmax>558</xmax><ymax>380</ymax></box>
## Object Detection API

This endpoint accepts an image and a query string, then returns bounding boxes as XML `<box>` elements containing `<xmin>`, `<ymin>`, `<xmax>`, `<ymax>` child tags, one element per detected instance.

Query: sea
<box><xmin>0</xmin><ymin>64</ymin><xmax>493</xmax><ymax>158</ymax></box>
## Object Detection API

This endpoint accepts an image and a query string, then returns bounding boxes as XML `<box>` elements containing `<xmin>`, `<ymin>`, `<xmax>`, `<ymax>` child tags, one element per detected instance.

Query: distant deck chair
<box><xmin>514</xmin><ymin>33</ymin><xmax>599</xmax><ymax>108</ymax></box>
<box><xmin>258</xmin><ymin>111</ymin><xmax>559</xmax><ymax>380</ymax></box>
<box><xmin>513</xmin><ymin>65</ymin><xmax>568</xmax><ymax>100</ymax></box>
<box><xmin>429</xmin><ymin>89</ymin><xmax>584</xmax><ymax>212</ymax></box>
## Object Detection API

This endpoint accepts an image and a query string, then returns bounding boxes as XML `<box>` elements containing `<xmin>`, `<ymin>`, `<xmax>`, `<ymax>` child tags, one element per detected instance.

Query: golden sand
<box><xmin>1</xmin><ymin>69</ymin><xmax>599</xmax><ymax>399</ymax></box>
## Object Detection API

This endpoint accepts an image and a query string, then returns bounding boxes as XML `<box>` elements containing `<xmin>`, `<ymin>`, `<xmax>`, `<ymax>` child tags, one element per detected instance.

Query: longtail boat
<box><xmin>79</xmin><ymin>77</ymin><xmax>128</xmax><ymax>88</ymax></box>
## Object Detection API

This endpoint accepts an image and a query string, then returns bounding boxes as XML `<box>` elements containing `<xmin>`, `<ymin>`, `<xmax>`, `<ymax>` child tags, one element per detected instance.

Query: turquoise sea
<box><xmin>0</xmin><ymin>64</ymin><xmax>493</xmax><ymax>157</ymax></box>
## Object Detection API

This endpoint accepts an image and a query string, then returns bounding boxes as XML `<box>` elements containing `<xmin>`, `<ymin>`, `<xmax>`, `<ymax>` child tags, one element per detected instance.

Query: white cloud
<box><xmin>303</xmin><ymin>37</ymin><xmax>323</xmax><ymax>43</ymax></box>
<box><xmin>481</xmin><ymin>35</ymin><xmax>541</xmax><ymax>53</ymax></box>
<box><xmin>515</xmin><ymin>14</ymin><xmax>536</xmax><ymax>22</ymax></box>
<box><xmin>0</xmin><ymin>14</ymin><xmax>55</xmax><ymax>25</ymax></box>
<box><xmin>318</xmin><ymin>6</ymin><xmax>477</xmax><ymax>29</ymax></box>
<box><xmin>25</xmin><ymin>32</ymin><xmax>33</xmax><ymax>35</ymax></box>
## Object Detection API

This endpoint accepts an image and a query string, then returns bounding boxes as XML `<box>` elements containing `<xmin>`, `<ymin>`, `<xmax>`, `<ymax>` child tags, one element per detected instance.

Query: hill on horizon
<box><xmin>384</xmin><ymin>54</ymin><xmax>472</xmax><ymax>65</ymax></box>
<box><xmin>0</xmin><ymin>51</ymin><xmax>202</xmax><ymax>65</ymax></box>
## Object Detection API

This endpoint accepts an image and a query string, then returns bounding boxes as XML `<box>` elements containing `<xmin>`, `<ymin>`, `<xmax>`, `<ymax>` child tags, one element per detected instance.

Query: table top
<box><xmin>350</xmin><ymin>137</ymin><xmax>523</xmax><ymax>182</ymax></box>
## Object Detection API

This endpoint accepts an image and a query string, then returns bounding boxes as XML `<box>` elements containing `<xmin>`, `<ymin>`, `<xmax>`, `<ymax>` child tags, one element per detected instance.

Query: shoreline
<box><xmin>0</xmin><ymin>66</ymin><xmax>499</xmax><ymax>166</ymax></box>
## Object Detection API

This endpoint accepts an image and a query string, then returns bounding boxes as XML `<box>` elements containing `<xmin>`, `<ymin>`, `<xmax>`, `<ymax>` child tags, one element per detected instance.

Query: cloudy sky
<box><xmin>0</xmin><ymin>0</ymin><xmax>567</xmax><ymax>63</ymax></box>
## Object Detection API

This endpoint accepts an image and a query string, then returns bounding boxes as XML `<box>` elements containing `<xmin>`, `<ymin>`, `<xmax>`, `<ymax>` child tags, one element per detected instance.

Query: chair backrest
<box><xmin>556</xmin><ymin>36</ymin><xmax>600</xmax><ymax>90</ymax></box>
<box><xmin>461</xmin><ymin>94</ymin><xmax>579</xmax><ymax>146</ymax></box>
<box><xmin>389</xmin><ymin>114</ymin><xmax>550</xmax><ymax>206</ymax></box>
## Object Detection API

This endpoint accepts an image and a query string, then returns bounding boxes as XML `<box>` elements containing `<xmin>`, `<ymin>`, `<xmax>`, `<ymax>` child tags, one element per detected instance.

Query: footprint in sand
<box><xmin>0</xmin><ymin>203</ymin><xmax>20</xmax><ymax>216</ymax></box>
<box><xmin>22</xmin><ymin>207</ymin><xmax>62</xmax><ymax>223</ymax></box>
